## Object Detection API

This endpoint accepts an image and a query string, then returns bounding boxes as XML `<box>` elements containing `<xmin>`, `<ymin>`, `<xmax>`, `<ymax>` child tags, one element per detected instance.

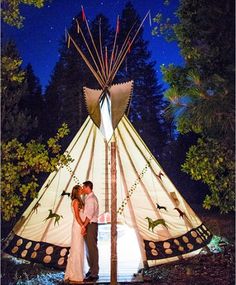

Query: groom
<box><xmin>82</xmin><ymin>181</ymin><xmax>99</xmax><ymax>282</ymax></box>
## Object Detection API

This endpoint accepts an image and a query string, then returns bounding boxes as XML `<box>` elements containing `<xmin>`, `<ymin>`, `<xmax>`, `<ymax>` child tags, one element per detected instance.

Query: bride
<box><xmin>64</xmin><ymin>185</ymin><xmax>86</xmax><ymax>283</ymax></box>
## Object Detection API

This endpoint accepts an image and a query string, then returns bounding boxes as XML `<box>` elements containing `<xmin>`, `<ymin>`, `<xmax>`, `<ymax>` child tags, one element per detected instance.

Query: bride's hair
<box><xmin>71</xmin><ymin>185</ymin><xmax>84</xmax><ymax>209</ymax></box>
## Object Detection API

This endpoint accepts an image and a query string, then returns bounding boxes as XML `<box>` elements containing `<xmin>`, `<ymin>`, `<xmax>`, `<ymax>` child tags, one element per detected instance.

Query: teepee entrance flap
<box><xmin>84</xmin><ymin>81</ymin><xmax>133</xmax><ymax>141</ymax></box>
<box><xmin>83</xmin><ymin>87</ymin><xmax>101</xmax><ymax>128</ymax></box>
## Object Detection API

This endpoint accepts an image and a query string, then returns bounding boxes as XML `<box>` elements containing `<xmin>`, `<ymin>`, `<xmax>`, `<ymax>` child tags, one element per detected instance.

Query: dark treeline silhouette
<box><xmin>1</xmin><ymin>41</ymin><xmax>45</xmax><ymax>143</ymax></box>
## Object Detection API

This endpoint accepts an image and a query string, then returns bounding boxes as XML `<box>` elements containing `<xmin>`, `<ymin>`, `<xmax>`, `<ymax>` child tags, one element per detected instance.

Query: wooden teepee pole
<box><xmin>110</xmin><ymin>141</ymin><xmax>117</xmax><ymax>285</ymax></box>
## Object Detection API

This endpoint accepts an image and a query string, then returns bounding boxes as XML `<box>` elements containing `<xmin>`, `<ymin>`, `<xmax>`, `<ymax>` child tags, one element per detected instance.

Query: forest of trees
<box><xmin>1</xmin><ymin>0</ymin><xmax>235</xmax><ymax>226</ymax></box>
<box><xmin>155</xmin><ymin>0</ymin><xmax>235</xmax><ymax>212</ymax></box>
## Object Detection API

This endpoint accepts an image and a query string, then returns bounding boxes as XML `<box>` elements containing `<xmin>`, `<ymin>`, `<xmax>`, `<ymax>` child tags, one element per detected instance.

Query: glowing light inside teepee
<box><xmin>99</xmin><ymin>93</ymin><xmax>114</xmax><ymax>141</ymax></box>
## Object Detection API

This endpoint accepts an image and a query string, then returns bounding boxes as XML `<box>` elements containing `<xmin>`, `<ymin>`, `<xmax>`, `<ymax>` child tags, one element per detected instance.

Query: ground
<box><xmin>1</xmin><ymin>208</ymin><xmax>235</xmax><ymax>285</ymax></box>
<box><xmin>142</xmin><ymin>209</ymin><xmax>235</xmax><ymax>285</ymax></box>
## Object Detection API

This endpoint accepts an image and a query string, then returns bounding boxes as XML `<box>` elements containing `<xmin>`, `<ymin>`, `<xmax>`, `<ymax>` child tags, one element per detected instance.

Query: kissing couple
<box><xmin>64</xmin><ymin>181</ymin><xmax>99</xmax><ymax>283</ymax></box>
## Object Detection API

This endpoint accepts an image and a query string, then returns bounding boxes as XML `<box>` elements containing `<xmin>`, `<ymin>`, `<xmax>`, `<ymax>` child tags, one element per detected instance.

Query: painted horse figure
<box><xmin>145</xmin><ymin>217</ymin><xmax>168</xmax><ymax>232</ymax></box>
<box><xmin>44</xmin><ymin>210</ymin><xmax>63</xmax><ymax>226</ymax></box>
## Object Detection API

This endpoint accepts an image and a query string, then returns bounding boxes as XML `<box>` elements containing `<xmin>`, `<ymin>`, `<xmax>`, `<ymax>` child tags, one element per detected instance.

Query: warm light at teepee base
<box><xmin>90</xmin><ymin>224</ymin><xmax>141</xmax><ymax>276</ymax></box>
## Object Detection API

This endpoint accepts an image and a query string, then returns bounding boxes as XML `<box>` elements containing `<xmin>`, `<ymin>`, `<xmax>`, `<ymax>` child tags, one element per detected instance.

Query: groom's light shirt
<box><xmin>84</xmin><ymin>192</ymin><xmax>99</xmax><ymax>223</ymax></box>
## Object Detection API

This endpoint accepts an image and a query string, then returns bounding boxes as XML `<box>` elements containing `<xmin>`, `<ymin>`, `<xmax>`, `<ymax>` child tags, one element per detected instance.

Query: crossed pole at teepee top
<box><xmin>66</xmin><ymin>7</ymin><xmax>151</xmax><ymax>91</ymax></box>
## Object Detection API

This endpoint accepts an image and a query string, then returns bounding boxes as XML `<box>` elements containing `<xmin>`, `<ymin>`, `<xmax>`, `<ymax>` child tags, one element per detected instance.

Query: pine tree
<box><xmin>1</xmin><ymin>41</ymin><xmax>36</xmax><ymax>142</ymax></box>
<box><xmin>44</xmin><ymin>13</ymin><xmax>94</xmax><ymax>140</ymax></box>
<box><xmin>116</xmin><ymin>2</ymin><xmax>171</xmax><ymax>159</ymax></box>
<box><xmin>21</xmin><ymin>64</ymin><xmax>45</xmax><ymax>139</ymax></box>
<box><xmin>160</xmin><ymin>0</ymin><xmax>235</xmax><ymax>212</ymax></box>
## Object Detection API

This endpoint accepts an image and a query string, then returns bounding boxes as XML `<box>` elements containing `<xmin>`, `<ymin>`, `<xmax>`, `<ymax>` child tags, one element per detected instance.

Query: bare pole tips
<box><xmin>76</xmin><ymin>19</ymin><xmax>80</xmax><ymax>34</ymax></box>
<box><xmin>67</xmin><ymin>9</ymin><xmax>150</xmax><ymax>90</ymax></box>
<box><xmin>81</xmin><ymin>5</ymin><xmax>86</xmax><ymax>22</ymax></box>
<box><xmin>66</xmin><ymin>31</ymin><xmax>71</xmax><ymax>48</ymax></box>
<box><xmin>148</xmin><ymin>10</ymin><xmax>152</xmax><ymax>26</ymax></box>
<box><xmin>108</xmin><ymin>15</ymin><xmax>120</xmax><ymax>77</ymax></box>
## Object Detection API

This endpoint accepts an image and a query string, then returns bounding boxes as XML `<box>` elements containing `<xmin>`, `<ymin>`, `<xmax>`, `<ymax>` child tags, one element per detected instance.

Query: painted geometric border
<box><xmin>144</xmin><ymin>223</ymin><xmax>213</xmax><ymax>260</ymax></box>
<box><xmin>5</xmin><ymin>223</ymin><xmax>212</xmax><ymax>269</ymax></box>
<box><xmin>4</xmin><ymin>235</ymin><xmax>70</xmax><ymax>269</ymax></box>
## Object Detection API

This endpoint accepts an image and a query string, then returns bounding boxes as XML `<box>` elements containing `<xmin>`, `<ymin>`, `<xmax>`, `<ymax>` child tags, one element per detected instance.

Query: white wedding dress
<box><xmin>64</xmin><ymin>205</ymin><xmax>85</xmax><ymax>282</ymax></box>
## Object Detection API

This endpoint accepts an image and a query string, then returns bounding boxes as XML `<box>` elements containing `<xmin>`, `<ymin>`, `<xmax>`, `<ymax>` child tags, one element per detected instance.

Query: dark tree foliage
<box><xmin>1</xmin><ymin>123</ymin><xmax>71</xmax><ymax>222</ymax></box>
<box><xmin>175</xmin><ymin>0</ymin><xmax>234</xmax><ymax>84</ymax></box>
<box><xmin>1</xmin><ymin>41</ymin><xmax>36</xmax><ymax>142</ymax></box>
<box><xmin>163</xmin><ymin>133</ymin><xmax>210</xmax><ymax>204</ymax></box>
<box><xmin>1</xmin><ymin>8</ymin><xmax>72</xmax><ymax>231</ymax></box>
<box><xmin>116</xmin><ymin>2</ymin><xmax>171</xmax><ymax>159</ymax></box>
<box><xmin>160</xmin><ymin>0</ymin><xmax>235</xmax><ymax>212</ymax></box>
<box><xmin>44</xmin><ymin>28</ymin><xmax>89</xmax><ymax>139</ymax></box>
<box><xmin>1</xmin><ymin>0</ymin><xmax>45</xmax><ymax>28</ymax></box>
<box><xmin>20</xmin><ymin>64</ymin><xmax>45</xmax><ymax>140</ymax></box>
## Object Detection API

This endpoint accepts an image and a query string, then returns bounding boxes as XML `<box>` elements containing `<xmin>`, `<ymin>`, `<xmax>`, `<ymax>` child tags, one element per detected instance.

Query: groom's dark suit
<box><xmin>84</xmin><ymin>192</ymin><xmax>99</xmax><ymax>278</ymax></box>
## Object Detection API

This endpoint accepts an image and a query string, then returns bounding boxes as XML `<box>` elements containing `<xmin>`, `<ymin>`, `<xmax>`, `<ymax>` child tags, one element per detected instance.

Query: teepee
<box><xmin>4</xmin><ymin>9</ymin><xmax>212</xmax><ymax>274</ymax></box>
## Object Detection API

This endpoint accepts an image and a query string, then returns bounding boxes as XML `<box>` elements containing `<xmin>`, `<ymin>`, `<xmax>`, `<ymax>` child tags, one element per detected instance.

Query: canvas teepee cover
<box><xmin>4</xmin><ymin>11</ymin><xmax>212</xmax><ymax>270</ymax></box>
<box><xmin>4</xmin><ymin>87</ymin><xmax>212</xmax><ymax>268</ymax></box>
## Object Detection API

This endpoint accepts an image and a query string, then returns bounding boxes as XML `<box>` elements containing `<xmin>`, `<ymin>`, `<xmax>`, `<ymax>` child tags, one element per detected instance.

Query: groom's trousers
<box><xmin>85</xmin><ymin>222</ymin><xmax>99</xmax><ymax>276</ymax></box>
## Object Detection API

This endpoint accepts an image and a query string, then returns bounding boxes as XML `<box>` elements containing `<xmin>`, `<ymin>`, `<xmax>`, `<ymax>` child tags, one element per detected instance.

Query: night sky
<box><xmin>2</xmin><ymin>0</ymin><xmax>183</xmax><ymax>92</ymax></box>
